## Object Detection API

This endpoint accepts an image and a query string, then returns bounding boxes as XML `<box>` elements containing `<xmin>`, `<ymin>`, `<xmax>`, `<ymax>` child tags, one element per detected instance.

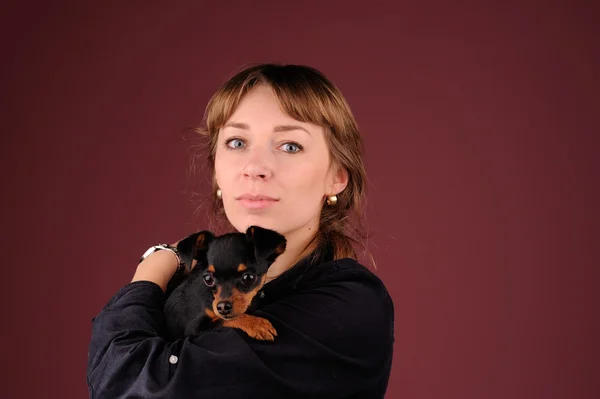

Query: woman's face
<box><xmin>214</xmin><ymin>85</ymin><xmax>347</xmax><ymax>239</ymax></box>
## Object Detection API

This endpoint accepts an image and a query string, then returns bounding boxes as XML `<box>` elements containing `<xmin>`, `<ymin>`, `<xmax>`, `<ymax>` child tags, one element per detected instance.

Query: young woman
<box><xmin>86</xmin><ymin>64</ymin><xmax>395</xmax><ymax>398</ymax></box>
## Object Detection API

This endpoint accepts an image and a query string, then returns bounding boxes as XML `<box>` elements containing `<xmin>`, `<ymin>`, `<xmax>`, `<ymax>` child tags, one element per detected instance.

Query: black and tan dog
<box><xmin>163</xmin><ymin>226</ymin><xmax>286</xmax><ymax>341</ymax></box>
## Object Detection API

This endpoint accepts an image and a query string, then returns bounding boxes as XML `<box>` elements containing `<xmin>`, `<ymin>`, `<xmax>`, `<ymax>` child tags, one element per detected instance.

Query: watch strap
<box><xmin>139</xmin><ymin>244</ymin><xmax>187</xmax><ymax>272</ymax></box>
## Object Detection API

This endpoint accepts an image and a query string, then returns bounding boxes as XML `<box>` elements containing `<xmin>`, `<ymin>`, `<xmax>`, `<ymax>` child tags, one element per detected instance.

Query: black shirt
<box><xmin>86</xmin><ymin>246</ymin><xmax>395</xmax><ymax>398</ymax></box>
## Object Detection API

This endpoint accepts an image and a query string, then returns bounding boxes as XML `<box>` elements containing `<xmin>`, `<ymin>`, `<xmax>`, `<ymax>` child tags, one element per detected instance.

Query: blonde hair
<box><xmin>192</xmin><ymin>63</ymin><xmax>373</xmax><ymax>267</ymax></box>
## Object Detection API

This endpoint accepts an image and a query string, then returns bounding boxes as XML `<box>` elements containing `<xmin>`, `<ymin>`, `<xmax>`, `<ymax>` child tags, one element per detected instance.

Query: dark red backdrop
<box><xmin>1</xmin><ymin>1</ymin><xmax>598</xmax><ymax>398</ymax></box>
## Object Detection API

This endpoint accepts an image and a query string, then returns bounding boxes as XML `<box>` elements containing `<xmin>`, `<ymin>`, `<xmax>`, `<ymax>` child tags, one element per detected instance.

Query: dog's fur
<box><xmin>163</xmin><ymin>226</ymin><xmax>286</xmax><ymax>341</ymax></box>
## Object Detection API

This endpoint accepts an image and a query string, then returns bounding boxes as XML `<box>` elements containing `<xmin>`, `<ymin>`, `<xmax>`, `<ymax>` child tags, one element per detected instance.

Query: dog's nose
<box><xmin>217</xmin><ymin>301</ymin><xmax>232</xmax><ymax>315</ymax></box>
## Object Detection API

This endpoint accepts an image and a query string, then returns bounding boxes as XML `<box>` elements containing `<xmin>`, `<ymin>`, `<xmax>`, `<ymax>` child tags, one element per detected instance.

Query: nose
<box><xmin>216</xmin><ymin>301</ymin><xmax>233</xmax><ymax>315</ymax></box>
<box><xmin>242</xmin><ymin>147</ymin><xmax>273</xmax><ymax>181</ymax></box>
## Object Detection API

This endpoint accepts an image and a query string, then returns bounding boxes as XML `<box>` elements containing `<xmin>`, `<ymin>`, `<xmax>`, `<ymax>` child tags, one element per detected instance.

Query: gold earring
<box><xmin>216</xmin><ymin>189</ymin><xmax>222</xmax><ymax>199</ymax></box>
<box><xmin>326</xmin><ymin>194</ymin><xmax>337</xmax><ymax>206</ymax></box>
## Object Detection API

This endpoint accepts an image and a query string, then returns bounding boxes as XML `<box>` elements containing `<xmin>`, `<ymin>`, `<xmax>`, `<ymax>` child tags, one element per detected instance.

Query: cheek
<box><xmin>283</xmin><ymin>164</ymin><xmax>327</xmax><ymax>198</ymax></box>
<box><xmin>214</xmin><ymin>150</ymin><xmax>235</xmax><ymax>186</ymax></box>
<box><xmin>214</xmin><ymin>156</ymin><xmax>224</xmax><ymax>184</ymax></box>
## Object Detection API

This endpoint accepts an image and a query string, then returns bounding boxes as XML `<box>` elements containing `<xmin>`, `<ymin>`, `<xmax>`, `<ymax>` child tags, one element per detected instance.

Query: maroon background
<box><xmin>1</xmin><ymin>1</ymin><xmax>598</xmax><ymax>398</ymax></box>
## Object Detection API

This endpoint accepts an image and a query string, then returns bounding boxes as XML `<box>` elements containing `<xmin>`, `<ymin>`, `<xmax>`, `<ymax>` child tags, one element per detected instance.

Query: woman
<box><xmin>86</xmin><ymin>64</ymin><xmax>395</xmax><ymax>398</ymax></box>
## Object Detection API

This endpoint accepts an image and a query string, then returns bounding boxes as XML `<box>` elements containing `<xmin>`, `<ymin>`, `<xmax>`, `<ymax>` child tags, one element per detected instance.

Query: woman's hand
<box><xmin>131</xmin><ymin>242</ymin><xmax>181</xmax><ymax>293</ymax></box>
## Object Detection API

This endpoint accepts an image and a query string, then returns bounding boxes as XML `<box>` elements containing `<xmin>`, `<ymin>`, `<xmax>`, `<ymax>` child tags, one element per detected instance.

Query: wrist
<box><xmin>132</xmin><ymin>250</ymin><xmax>180</xmax><ymax>292</ymax></box>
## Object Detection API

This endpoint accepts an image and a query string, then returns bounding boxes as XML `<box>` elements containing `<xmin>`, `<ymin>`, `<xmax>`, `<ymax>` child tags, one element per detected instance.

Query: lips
<box><xmin>235</xmin><ymin>194</ymin><xmax>279</xmax><ymax>210</ymax></box>
<box><xmin>236</xmin><ymin>194</ymin><xmax>278</xmax><ymax>201</ymax></box>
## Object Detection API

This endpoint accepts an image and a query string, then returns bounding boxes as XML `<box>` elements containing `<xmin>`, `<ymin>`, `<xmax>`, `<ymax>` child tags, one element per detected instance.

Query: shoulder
<box><xmin>269</xmin><ymin>256</ymin><xmax>395</xmax><ymax>349</ymax></box>
<box><xmin>309</xmin><ymin>257</ymin><xmax>395</xmax><ymax>329</ymax></box>
<box><xmin>277</xmin><ymin>257</ymin><xmax>395</xmax><ymax>366</ymax></box>
<box><xmin>261</xmin><ymin>256</ymin><xmax>394</xmax><ymax>331</ymax></box>
<box><xmin>301</xmin><ymin>257</ymin><xmax>392</xmax><ymax>301</ymax></box>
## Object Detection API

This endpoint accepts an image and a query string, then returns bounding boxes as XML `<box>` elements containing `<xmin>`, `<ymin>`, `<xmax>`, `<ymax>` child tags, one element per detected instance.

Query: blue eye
<box><xmin>226</xmin><ymin>138</ymin><xmax>245</xmax><ymax>150</ymax></box>
<box><xmin>281</xmin><ymin>142</ymin><xmax>302</xmax><ymax>153</ymax></box>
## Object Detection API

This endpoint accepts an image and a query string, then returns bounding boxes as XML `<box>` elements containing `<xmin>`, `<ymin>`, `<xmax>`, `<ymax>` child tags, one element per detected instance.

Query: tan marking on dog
<box><xmin>212</xmin><ymin>286</ymin><xmax>226</xmax><ymax>315</ymax></box>
<box><xmin>196</xmin><ymin>233</ymin><xmax>208</xmax><ymax>247</ymax></box>
<box><xmin>207</xmin><ymin>265</ymin><xmax>215</xmax><ymax>273</ymax></box>
<box><xmin>229</xmin><ymin>274</ymin><xmax>267</xmax><ymax>316</ymax></box>
<box><xmin>237</xmin><ymin>263</ymin><xmax>247</xmax><ymax>272</ymax></box>
<box><xmin>274</xmin><ymin>242</ymin><xmax>286</xmax><ymax>255</ymax></box>
<box><xmin>222</xmin><ymin>314</ymin><xmax>277</xmax><ymax>341</ymax></box>
<box><xmin>205</xmin><ymin>308</ymin><xmax>220</xmax><ymax>323</ymax></box>
<box><xmin>211</xmin><ymin>275</ymin><xmax>267</xmax><ymax>320</ymax></box>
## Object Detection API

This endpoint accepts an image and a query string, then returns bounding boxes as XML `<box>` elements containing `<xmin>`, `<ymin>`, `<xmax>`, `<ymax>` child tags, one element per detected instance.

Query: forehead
<box><xmin>222</xmin><ymin>86</ymin><xmax>323</xmax><ymax>136</ymax></box>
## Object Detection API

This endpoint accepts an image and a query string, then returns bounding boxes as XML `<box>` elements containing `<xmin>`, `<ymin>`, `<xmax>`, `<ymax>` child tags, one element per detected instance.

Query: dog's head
<box><xmin>176</xmin><ymin>225</ymin><xmax>287</xmax><ymax>319</ymax></box>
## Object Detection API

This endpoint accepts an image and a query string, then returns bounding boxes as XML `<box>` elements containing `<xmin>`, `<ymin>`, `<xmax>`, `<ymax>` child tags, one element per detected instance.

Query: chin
<box><xmin>234</xmin><ymin>215</ymin><xmax>280</xmax><ymax>234</ymax></box>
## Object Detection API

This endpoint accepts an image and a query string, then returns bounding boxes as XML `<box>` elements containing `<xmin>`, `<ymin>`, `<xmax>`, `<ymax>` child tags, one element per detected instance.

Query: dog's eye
<box><xmin>203</xmin><ymin>273</ymin><xmax>215</xmax><ymax>287</ymax></box>
<box><xmin>241</xmin><ymin>273</ymin><xmax>257</xmax><ymax>286</ymax></box>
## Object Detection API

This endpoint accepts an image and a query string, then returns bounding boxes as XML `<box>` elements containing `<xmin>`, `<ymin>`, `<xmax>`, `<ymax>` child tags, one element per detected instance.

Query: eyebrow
<box><xmin>223</xmin><ymin>122</ymin><xmax>312</xmax><ymax>137</ymax></box>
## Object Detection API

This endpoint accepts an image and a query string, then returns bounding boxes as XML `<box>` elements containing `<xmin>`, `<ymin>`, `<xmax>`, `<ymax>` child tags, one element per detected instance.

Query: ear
<box><xmin>176</xmin><ymin>230</ymin><xmax>215</xmax><ymax>270</ymax></box>
<box><xmin>245</xmin><ymin>226</ymin><xmax>287</xmax><ymax>264</ymax></box>
<box><xmin>327</xmin><ymin>164</ymin><xmax>349</xmax><ymax>196</ymax></box>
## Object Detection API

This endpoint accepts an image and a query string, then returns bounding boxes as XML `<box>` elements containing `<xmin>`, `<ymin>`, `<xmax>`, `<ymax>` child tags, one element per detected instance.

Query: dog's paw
<box><xmin>246</xmin><ymin>317</ymin><xmax>278</xmax><ymax>341</ymax></box>
<box><xmin>223</xmin><ymin>315</ymin><xmax>278</xmax><ymax>341</ymax></box>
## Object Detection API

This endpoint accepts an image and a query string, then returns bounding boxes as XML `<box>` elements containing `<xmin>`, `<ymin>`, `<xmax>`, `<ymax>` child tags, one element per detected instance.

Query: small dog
<box><xmin>163</xmin><ymin>226</ymin><xmax>286</xmax><ymax>341</ymax></box>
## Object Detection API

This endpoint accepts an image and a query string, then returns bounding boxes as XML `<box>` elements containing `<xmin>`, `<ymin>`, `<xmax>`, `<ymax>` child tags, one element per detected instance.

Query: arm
<box><xmin>86</xmin><ymin>267</ymin><xmax>394</xmax><ymax>398</ymax></box>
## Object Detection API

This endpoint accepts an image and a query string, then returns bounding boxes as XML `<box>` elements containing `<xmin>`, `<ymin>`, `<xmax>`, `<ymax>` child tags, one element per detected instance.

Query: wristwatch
<box><xmin>139</xmin><ymin>244</ymin><xmax>188</xmax><ymax>272</ymax></box>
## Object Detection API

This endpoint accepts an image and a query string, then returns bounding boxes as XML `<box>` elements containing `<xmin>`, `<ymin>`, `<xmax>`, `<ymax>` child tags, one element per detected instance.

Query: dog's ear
<box><xmin>176</xmin><ymin>230</ymin><xmax>215</xmax><ymax>270</ymax></box>
<box><xmin>246</xmin><ymin>225</ymin><xmax>287</xmax><ymax>263</ymax></box>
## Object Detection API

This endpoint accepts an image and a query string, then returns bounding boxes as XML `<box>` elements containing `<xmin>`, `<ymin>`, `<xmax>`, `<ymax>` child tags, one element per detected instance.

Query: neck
<box><xmin>265</xmin><ymin>221</ymin><xmax>318</xmax><ymax>283</ymax></box>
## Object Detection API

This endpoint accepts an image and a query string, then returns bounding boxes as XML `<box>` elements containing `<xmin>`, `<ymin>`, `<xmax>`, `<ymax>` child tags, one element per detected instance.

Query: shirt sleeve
<box><xmin>86</xmin><ymin>270</ymin><xmax>394</xmax><ymax>399</ymax></box>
